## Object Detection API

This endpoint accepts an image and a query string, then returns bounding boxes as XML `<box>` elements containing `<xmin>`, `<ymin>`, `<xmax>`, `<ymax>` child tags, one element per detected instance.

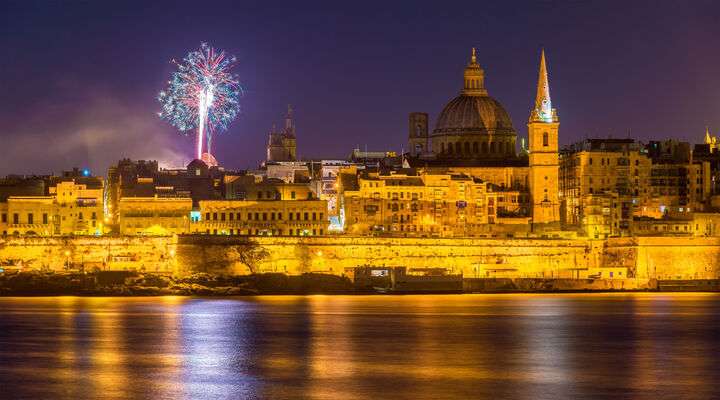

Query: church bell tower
<box><xmin>528</xmin><ymin>49</ymin><xmax>560</xmax><ymax>227</ymax></box>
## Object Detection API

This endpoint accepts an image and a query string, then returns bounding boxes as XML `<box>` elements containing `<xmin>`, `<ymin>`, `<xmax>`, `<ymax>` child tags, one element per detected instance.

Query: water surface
<box><xmin>0</xmin><ymin>294</ymin><xmax>719</xmax><ymax>399</ymax></box>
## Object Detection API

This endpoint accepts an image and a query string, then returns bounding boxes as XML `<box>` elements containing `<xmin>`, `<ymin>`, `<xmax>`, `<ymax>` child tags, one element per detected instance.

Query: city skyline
<box><xmin>2</xmin><ymin>1</ymin><xmax>720</xmax><ymax>176</ymax></box>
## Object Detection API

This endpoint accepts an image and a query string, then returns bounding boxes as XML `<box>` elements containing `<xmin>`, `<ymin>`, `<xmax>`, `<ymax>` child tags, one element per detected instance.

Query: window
<box><xmin>1</xmin><ymin>213</ymin><xmax>5</xmax><ymax>223</ymax></box>
<box><xmin>42</xmin><ymin>213</ymin><xmax>48</xmax><ymax>224</ymax></box>
<box><xmin>213</xmin><ymin>212</ymin><xmax>218</xmax><ymax>220</ymax></box>
<box><xmin>262</xmin><ymin>213</ymin><xmax>267</xmax><ymax>221</ymax></box>
<box><xmin>28</xmin><ymin>213</ymin><xmax>33</xmax><ymax>224</ymax></box>
<box><xmin>291</xmin><ymin>191</ymin><xmax>296</xmax><ymax>199</ymax></box>
<box><xmin>78</xmin><ymin>212</ymin><xmax>83</xmax><ymax>220</ymax></box>
<box><xmin>206</xmin><ymin>212</ymin><xmax>210</xmax><ymax>220</ymax></box>
<box><xmin>271</xmin><ymin>212</ymin><xmax>275</xmax><ymax>220</ymax></box>
<box><xmin>220</xmin><ymin>213</ymin><xmax>226</xmax><ymax>221</ymax></box>
<box><xmin>278</xmin><ymin>213</ymin><xmax>282</xmax><ymax>220</ymax></box>
<box><xmin>304</xmin><ymin>212</ymin><xmax>309</xmax><ymax>220</ymax></box>
<box><xmin>247</xmin><ymin>213</ymin><xmax>252</xmax><ymax>220</ymax></box>
<box><xmin>258</xmin><ymin>192</ymin><xmax>263</xmax><ymax>199</ymax></box>
<box><xmin>91</xmin><ymin>212</ymin><xmax>96</xmax><ymax>220</ymax></box>
<box><xmin>542</xmin><ymin>132</ymin><xmax>549</xmax><ymax>147</ymax></box>
<box><xmin>312</xmin><ymin>212</ymin><xmax>317</xmax><ymax>220</ymax></box>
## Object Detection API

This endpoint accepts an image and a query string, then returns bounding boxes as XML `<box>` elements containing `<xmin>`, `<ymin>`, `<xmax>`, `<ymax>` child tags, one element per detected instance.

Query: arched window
<box><xmin>440</xmin><ymin>142</ymin><xmax>445</xmax><ymax>154</ymax></box>
<box><xmin>464</xmin><ymin>142</ymin><xmax>470</xmax><ymax>154</ymax></box>
<box><xmin>482</xmin><ymin>142</ymin><xmax>488</xmax><ymax>153</ymax></box>
<box><xmin>490</xmin><ymin>142</ymin><xmax>496</xmax><ymax>153</ymax></box>
<box><xmin>447</xmin><ymin>143</ymin><xmax>452</xmax><ymax>154</ymax></box>
<box><xmin>473</xmin><ymin>142</ymin><xmax>479</xmax><ymax>154</ymax></box>
<box><xmin>455</xmin><ymin>142</ymin><xmax>461</xmax><ymax>154</ymax></box>
<box><xmin>543</xmin><ymin>132</ymin><xmax>549</xmax><ymax>147</ymax></box>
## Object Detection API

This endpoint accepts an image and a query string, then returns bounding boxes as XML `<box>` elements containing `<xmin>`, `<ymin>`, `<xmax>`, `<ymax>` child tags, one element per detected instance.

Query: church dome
<box><xmin>434</xmin><ymin>95</ymin><xmax>514</xmax><ymax>134</ymax></box>
<box><xmin>430</xmin><ymin>48</ymin><xmax>517</xmax><ymax>159</ymax></box>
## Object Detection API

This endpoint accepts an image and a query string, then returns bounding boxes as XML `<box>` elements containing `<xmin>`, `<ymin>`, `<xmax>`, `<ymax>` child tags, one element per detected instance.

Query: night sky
<box><xmin>2</xmin><ymin>1</ymin><xmax>720</xmax><ymax>176</ymax></box>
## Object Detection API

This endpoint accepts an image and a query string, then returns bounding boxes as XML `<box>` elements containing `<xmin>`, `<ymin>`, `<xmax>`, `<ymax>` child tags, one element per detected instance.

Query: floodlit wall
<box><xmin>1</xmin><ymin>235</ymin><xmax>720</xmax><ymax>281</ymax></box>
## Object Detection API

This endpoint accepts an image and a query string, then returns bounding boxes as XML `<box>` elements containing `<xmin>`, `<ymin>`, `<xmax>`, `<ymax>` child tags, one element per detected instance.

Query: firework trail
<box><xmin>158</xmin><ymin>43</ymin><xmax>241</xmax><ymax>161</ymax></box>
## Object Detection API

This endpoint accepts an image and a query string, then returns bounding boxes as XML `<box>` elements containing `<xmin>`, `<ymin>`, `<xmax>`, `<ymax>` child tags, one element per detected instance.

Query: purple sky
<box><xmin>2</xmin><ymin>0</ymin><xmax>720</xmax><ymax>175</ymax></box>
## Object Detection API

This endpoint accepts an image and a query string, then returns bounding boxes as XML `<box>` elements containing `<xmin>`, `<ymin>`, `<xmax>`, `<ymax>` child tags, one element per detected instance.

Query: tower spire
<box><xmin>705</xmin><ymin>126</ymin><xmax>712</xmax><ymax>144</ymax></box>
<box><xmin>285</xmin><ymin>104</ymin><xmax>295</xmax><ymax>137</ymax></box>
<box><xmin>530</xmin><ymin>48</ymin><xmax>557</xmax><ymax>123</ymax></box>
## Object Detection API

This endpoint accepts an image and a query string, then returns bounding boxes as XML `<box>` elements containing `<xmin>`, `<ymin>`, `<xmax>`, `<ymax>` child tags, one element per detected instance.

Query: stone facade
<box><xmin>192</xmin><ymin>199</ymin><xmax>328</xmax><ymax>236</ymax></box>
<box><xmin>118</xmin><ymin>197</ymin><xmax>192</xmax><ymax>236</ymax></box>
<box><xmin>1</xmin><ymin>179</ymin><xmax>104</xmax><ymax>236</ymax></box>
<box><xmin>339</xmin><ymin>169</ymin><xmax>529</xmax><ymax>236</ymax></box>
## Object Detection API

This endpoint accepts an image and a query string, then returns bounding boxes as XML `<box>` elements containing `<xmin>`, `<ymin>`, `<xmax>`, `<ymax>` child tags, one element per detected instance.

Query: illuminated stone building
<box><xmin>225</xmin><ymin>176</ymin><xmax>315</xmax><ymax>201</ymax></box>
<box><xmin>559</xmin><ymin>139</ymin><xmax>652</xmax><ymax>236</ymax></box>
<box><xmin>192</xmin><ymin>199</ymin><xmax>327</xmax><ymax>236</ymax></box>
<box><xmin>0</xmin><ymin>173</ymin><xmax>104</xmax><ymax>236</ymax></box>
<box><xmin>51</xmin><ymin>180</ymin><xmax>104</xmax><ymax>235</ymax></box>
<box><xmin>403</xmin><ymin>48</ymin><xmax>561</xmax><ymax>232</ymax></box>
<box><xmin>107</xmin><ymin>158</ymin><xmax>229</xmax><ymax>230</ymax></box>
<box><xmin>118</xmin><ymin>197</ymin><xmax>192</xmax><ymax>236</ymax></box>
<box><xmin>560</xmin><ymin>135</ymin><xmax>714</xmax><ymax>237</ymax></box>
<box><xmin>338</xmin><ymin>167</ymin><xmax>529</xmax><ymax>237</ymax></box>
<box><xmin>266</xmin><ymin>105</ymin><xmax>297</xmax><ymax>162</ymax></box>
<box><xmin>429</xmin><ymin>48</ymin><xmax>517</xmax><ymax>159</ymax></box>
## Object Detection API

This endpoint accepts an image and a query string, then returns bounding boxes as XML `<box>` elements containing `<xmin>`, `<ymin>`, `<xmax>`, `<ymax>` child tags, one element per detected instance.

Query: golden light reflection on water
<box><xmin>2</xmin><ymin>293</ymin><xmax>720</xmax><ymax>400</ymax></box>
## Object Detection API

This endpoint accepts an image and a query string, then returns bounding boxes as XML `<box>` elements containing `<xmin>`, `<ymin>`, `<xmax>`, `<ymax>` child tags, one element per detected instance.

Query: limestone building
<box><xmin>118</xmin><ymin>197</ymin><xmax>192</xmax><ymax>236</ymax></box>
<box><xmin>266</xmin><ymin>105</ymin><xmax>297</xmax><ymax>162</ymax></box>
<box><xmin>192</xmin><ymin>199</ymin><xmax>327</xmax><ymax>236</ymax></box>
<box><xmin>402</xmin><ymin>48</ymin><xmax>561</xmax><ymax>231</ymax></box>
<box><xmin>559</xmin><ymin>135</ymin><xmax>714</xmax><ymax>238</ymax></box>
<box><xmin>0</xmin><ymin>174</ymin><xmax>104</xmax><ymax>236</ymax></box>
<box><xmin>338</xmin><ymin>167</ymin><xmax>528</xmax><ymax>237</ymax></box>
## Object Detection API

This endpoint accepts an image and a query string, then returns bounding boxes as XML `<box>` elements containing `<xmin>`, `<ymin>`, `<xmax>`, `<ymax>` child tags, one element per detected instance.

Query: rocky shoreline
<box><xmin>0</xmin><ymin>271</ymin><xmax>355</xmax><ymax>296</ymax></box>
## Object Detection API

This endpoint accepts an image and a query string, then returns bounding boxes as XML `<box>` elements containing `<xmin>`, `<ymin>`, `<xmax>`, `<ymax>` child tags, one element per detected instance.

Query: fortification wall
<box><xmin>1</xmin><ymin>235</ymin><xmax>720</xmax><ymax>281</ymax></box>
<box><xmin>613</xmin><ymin>237</ymin><xmax>720</xmax><ymax>280</ymax></box>
<box><xmin>0</xmin><ymin>236</ymin><xmax>177</xmax><ymax>273</ymax></box>
<box><xmin>175</xmin><ymin>236</ymin><xmax>596</xmax><ymax>277</ymax></box>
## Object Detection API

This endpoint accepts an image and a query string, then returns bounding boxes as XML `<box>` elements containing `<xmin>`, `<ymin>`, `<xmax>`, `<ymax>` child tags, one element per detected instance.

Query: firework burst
<box><xmin>158</xmin><ymin>43</ymin><xmax>241</xmax><ymax>160</ymax></box>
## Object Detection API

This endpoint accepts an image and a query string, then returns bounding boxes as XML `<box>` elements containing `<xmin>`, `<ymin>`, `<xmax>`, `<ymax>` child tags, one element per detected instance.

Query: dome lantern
<box><xmin>462</xmin><ymin>48</ymin><xmax>487</xmax><ymax>96</ymax></box>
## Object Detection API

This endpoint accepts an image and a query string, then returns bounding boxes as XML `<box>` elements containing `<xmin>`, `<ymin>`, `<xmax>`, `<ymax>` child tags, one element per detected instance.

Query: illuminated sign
<box><xmin>371</xmin><ymin>269</ymin><xmax>389</xmax><ymax>277</ymax></box>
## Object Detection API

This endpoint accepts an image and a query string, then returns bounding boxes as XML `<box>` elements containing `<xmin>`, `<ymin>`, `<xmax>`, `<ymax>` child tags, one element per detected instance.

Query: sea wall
<box><xmin>605</xmin><ymin>237</ymin><xmax>720</xmax><ymax>280</ymax></box>
<box><xmin>0</xmin><ymin>236</ymin><xmax>177</xmax><ymax>273</ymax></box>
<box><xmin>174</xmin><ymin>236</ymin><xmax>596</xmax><ymax>277</ymax></box>
<box><xmin>1</xmin><ymin>235</ymin><xmax>720</xmax><ymax>281</ymax></box>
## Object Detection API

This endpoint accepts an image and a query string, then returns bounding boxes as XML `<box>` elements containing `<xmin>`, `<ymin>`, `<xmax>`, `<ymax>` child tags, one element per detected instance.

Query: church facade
<box><xmin>406</xmin><ymin>48</ymin><xmax>560</xmax><ymax>230</ymax></box>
